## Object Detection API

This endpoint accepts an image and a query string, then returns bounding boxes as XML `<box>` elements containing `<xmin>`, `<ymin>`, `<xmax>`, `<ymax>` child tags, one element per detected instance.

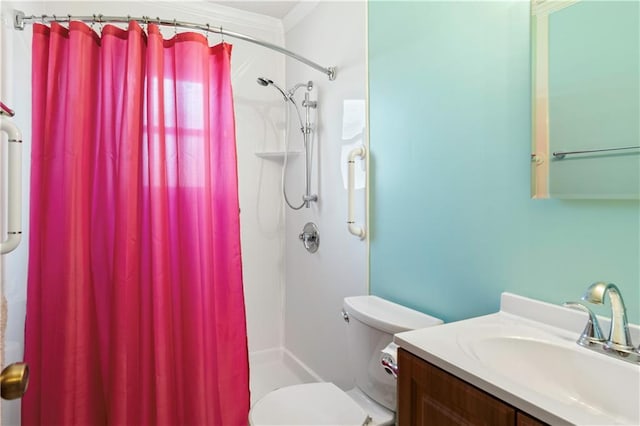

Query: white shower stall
<box><xmin>0</xmin><ymin>1</ymin><xmax>367</xmax><ymax>423</ymax></box>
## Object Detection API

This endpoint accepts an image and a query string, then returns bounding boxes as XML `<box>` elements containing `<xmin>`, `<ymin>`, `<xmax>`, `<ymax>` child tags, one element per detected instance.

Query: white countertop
<box><xmin>393</xmin><ymin>293</ymin><xmax>640</xmax><ymax>426</ymax></box>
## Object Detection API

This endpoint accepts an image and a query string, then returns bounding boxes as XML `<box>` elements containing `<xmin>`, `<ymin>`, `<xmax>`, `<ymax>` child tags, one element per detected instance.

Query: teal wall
<box><xmin>368</xmin><ymin>1</ymin><xmax>640</xmax><ymax>324</ymax></box>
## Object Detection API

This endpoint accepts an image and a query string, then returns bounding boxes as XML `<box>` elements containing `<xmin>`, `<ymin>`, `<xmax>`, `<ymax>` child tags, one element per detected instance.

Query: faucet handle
<box><xmin>563</xmin><ymin>302</ymin><xmax>605</xmax><ymax>347</ymax></box>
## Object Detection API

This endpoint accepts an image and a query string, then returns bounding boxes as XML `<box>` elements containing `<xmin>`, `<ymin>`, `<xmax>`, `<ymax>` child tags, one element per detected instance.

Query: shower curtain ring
<box><xmin>174</xmin><ymin>18</ymin><xmax>177</xmax><ymax>35</ymax></box>
<box><xmin>219</xmin><ymin>26</ymin><xmax>224</xmax><ymax>43</ymax></box>
<box><xmin>205</xmin><ymin>23</ymin><xmax>211</xmax><ymax>44</ymax></box>
<box><xmin>41</xmin><ymin>15</ymin><xmax>46</xmax><ymax>25</ymax></box>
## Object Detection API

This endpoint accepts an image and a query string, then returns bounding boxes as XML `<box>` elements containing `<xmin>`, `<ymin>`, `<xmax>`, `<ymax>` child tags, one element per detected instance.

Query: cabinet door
<box><xmin>397</xmin><ymin>348</ymin><xmax>516</xmax><ymax>426</ymax></box>
<box><xmin>517</xmin><ymin>412</ymin><xmax>548</xmax><ymax>426</ymax></box>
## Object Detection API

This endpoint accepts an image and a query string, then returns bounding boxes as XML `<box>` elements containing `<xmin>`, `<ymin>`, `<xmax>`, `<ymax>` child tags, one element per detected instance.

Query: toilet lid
<box><xmin>250</xmin><ymin>382</ymin><xmax>369</xmax><ymax>426</ymax></box>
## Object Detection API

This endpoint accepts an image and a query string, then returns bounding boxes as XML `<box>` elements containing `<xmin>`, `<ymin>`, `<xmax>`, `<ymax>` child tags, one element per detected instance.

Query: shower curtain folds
<box><xmin>24</xmin><ymin>21</ymin><xmax>249</xmax><ymax>425</ymax></box>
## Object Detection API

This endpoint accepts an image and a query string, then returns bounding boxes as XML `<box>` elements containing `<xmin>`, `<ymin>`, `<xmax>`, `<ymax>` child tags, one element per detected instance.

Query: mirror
<box><xmin>531</xmin><ymin>0</ymin><xmax>639</xmax><ymax>199</ymax></box>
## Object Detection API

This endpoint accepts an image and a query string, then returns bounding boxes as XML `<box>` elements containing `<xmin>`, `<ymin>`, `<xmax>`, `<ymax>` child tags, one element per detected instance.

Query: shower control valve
<box><xmin>299</xmin><ymin>222</ymin><xmax>319</xmax><ymax>253</ymax></box>
<box><xmin>298</xmin><ymin>231</ymin><xmax>317</xmax><ymax>243</ymax></box>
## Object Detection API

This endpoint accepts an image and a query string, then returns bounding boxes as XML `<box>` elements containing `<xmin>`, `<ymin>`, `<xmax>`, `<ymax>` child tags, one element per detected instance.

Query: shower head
<box><xmin>256</xmin><ymin>77</ymin><xmax>272</xmax><ymax>86</ymax></box>
<box><xmin>257</xmin><ymin>76</ymin><xmax>289</xmax><ymax>101</ymax></box>
<box><xmin>257</xmin><ymin>77</ymin><xmax>314</xmax><ymax>102</ymax></box>
<box><xmin>257</xmin><ymin>76</ymin><xmax>310</xmax><ymax>130</ymax></box>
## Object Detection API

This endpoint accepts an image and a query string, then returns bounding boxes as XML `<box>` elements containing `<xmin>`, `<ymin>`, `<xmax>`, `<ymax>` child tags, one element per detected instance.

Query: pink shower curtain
<box><xmin>23</xmin><ymin>21</ymin><xmax>249</xmax><ymax>425</ymax></box>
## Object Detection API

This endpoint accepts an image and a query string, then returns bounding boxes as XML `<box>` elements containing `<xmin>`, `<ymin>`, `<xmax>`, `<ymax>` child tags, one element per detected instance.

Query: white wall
<box><xmin>283</xmin><ymin>1</ymin><xmax>368</xmax><ymax>389</ymax></box>
<box><xmin>0</xmin><ymin>2</ymin><xmax>287</xmax><ymax>423</ymax></box>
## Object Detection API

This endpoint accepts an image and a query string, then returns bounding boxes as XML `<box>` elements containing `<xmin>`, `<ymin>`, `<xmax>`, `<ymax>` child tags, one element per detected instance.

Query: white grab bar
<box><xmin>1</xmin><ymin>115</ymin><xmax>22</xmax><ymax>254</ymax></box>
<box><xmin>347</xmin><ymin>145</ymin><xmax>366</xmax><ymax>239</ymax></box>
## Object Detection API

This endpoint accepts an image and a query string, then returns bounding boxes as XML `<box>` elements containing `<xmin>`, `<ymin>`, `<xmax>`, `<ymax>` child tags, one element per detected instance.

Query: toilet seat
<box><xmin>249</xmin><ymin>382</ymin><xmax>369</xmax><ymax>426</ymax></box>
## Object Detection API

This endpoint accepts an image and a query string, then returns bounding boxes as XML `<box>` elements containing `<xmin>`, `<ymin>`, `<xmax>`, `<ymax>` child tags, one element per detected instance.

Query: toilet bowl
<box><xmin>249</xmin><ymin>296</ymin><xmax>443</xmax><ymax>425</ymax></box>
<box><xmin>249</xmin><ymin>383</ymin><xmax>371</xmax><ymax>426</ymax></box>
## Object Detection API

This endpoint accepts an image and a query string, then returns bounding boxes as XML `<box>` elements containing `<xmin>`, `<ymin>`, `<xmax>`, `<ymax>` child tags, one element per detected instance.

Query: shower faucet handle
<box><xmin>299</xmin><ymin>222</ymin><xmax>319</xmax><ymax>253</ymax></box>
<box><xmin>298</xmin><ymin>231</ymin><xmax>317</xmax><ymax>242</ymax></box>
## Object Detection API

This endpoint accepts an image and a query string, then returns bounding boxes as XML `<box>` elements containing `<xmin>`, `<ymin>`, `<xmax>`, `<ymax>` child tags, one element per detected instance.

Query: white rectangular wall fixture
<box><xmin>0</xmin><ymin>112</ymin><xmax>22</xmax><ymax>255</ymax></box>
<box><xmin>347</xmin><ymin>145</ymin><xmax>366</xmax><ymax>239</ymax></box>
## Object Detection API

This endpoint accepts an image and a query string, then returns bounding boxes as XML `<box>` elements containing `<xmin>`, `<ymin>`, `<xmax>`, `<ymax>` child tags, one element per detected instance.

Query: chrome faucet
<box><xmin>566</xmin><ymin>282</ymin><xmax>639</xmax><ymax>364</ymax></box>
<box><xmin>581</xmin><ymin>282</ymin><xmax>634</xmax><ymax>353</ymax></box>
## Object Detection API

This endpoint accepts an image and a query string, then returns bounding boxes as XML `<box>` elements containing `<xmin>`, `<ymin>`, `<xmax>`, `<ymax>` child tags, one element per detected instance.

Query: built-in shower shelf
<box><xmin>255</xmin><ymin>151</ymin><xmax>301</xmax><ymax>161</ymax></box>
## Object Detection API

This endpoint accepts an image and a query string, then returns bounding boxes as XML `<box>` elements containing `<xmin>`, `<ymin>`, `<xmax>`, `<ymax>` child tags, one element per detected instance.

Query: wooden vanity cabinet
<box><xmin>516</xmin><ymin>412</ymin><xmax>547</xmax><ymax>426</ymax></box>
<box><xmin>397</xmin><ymin>348</ymin><xmax>548</xmax><ymax>426</ymax></box>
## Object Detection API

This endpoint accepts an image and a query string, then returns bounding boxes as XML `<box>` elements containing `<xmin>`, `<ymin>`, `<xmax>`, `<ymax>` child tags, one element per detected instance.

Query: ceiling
<box><xmin>212</xmin><ymin>1</ymin><xmax>300</xmax><ymax>19</ymax></box>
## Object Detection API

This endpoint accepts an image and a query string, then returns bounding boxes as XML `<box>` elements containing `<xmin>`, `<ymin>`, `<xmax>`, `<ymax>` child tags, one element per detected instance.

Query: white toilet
<box><xmin>249</xmin><ymin>295</ymin><xmax>443</xmax><ymax>425</ymax></box>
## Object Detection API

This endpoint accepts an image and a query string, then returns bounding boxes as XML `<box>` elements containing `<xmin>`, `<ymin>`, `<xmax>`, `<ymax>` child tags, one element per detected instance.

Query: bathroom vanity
<box><xmin>397</xmin><ymin>348</ymin><xmax>545</xmax><ymax>425</ymax></box>
<box><xmin>394</xmin><ymin>293</ymin><xmax>640</xmax><ymax>426</ymax></box>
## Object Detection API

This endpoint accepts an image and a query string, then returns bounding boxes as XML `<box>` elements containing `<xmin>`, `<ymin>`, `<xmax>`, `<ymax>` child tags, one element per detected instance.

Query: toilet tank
<box><xmin>343</xmin><ymin>296</ymin><xmax>443</xmax><ymax>411</ymax></box>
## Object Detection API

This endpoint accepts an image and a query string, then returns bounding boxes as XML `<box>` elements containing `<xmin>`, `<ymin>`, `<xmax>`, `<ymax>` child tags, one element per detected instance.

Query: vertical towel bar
<box><xmin>1</xmin><ymin>114</ymin><xmax>22</xmax><ymax>254</ymax></box>
<box><xmin>347</xmin><ymin>145</ymin><xmax>366</xmax><ymax>239</ymax></box>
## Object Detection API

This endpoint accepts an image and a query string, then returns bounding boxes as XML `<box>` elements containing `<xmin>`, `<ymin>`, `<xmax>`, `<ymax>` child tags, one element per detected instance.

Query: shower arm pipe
<box><xmin>0</xmin><ymin>114</ymin><xmax>23</xmax><ymax>255</ymax></box>
<box><xmin>347</xmin><ymin>145</ymin><xmax>366</xmax><ymax>240</ymax></box>
<box><xmin>14</xmin><ymin>11</ymin><xmax>337</xmax><ymax>81</ymax></box>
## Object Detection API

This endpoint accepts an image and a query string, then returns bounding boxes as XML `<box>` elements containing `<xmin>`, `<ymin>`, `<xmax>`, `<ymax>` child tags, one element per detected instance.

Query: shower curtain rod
<box><xmin>13</xmin><ymin>10</ymin><xmax>337</xmax><ymax>81</ymax></box>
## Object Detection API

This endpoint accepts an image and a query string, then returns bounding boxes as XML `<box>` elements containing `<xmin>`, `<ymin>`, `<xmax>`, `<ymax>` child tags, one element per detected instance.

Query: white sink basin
<box><xmin>459</xmin><ymin>329</ymin><xmax>640</xmax><ymax>425</ymax></box>
<box><xmin>394</xmin><ymin>293</ymin><xmax>640</xmax><ymax>425</ymax></box>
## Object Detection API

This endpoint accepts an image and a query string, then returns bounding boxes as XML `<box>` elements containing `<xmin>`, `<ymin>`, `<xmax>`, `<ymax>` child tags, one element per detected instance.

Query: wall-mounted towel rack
<box><xmin>1</xmin><ymin>104</ymin><xmax>22</xmax><ymax>255</ymax></box>
<box><xmin>553</xmin><ymin>145</ymin><xmax>640</xmax><ymax>159</ymax></box>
